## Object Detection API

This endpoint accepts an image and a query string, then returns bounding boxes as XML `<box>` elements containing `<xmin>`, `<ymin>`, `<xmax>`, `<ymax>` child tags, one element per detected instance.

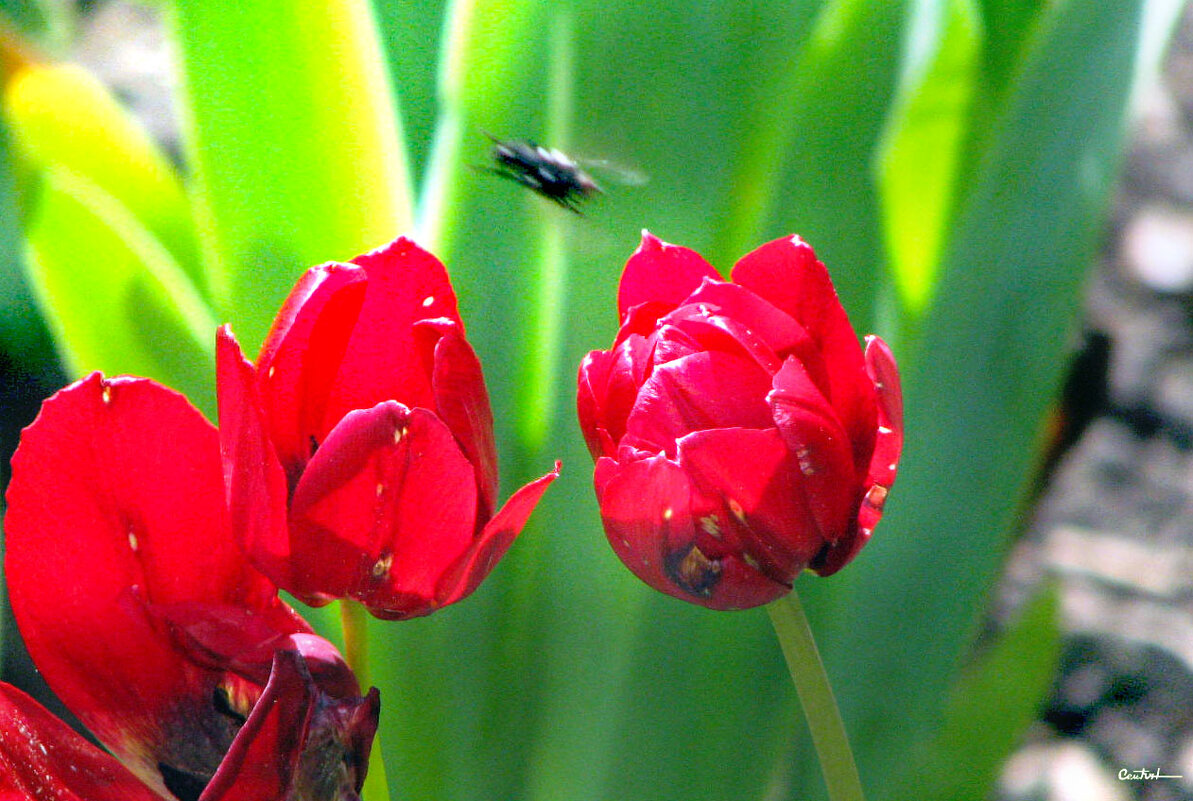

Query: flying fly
<box><xmin>482</xmin><ymin>134</ymin><xmax>601</xmax><ymax>213</ymax></box>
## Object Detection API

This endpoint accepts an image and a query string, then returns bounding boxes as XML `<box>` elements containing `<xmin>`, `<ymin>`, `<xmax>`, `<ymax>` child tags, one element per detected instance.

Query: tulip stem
<box><xmin>767</xmin><ymin>590</ymin><xmax>865</xmax><ymax>801</ymax></box>
<box><xmin>339</xmin><ymin>601</ymin><xmax>391</xmax><ymax>801</ymax></box>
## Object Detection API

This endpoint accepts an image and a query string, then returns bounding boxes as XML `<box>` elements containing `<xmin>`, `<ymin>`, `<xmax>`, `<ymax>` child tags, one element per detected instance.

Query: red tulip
<box><xmin>2</xmin><ymin>373</ymin><xmax>378</xmax><ymax>800</ymax></box>
<box><xmin>577</xmin><ymin>233</ymin><xmax>903</xmax><ymax>610</ymax></box>
<box><xmin>217</xmin><ymin>237</ymin><xmax>558</xmax><ymax>620</ymax></box>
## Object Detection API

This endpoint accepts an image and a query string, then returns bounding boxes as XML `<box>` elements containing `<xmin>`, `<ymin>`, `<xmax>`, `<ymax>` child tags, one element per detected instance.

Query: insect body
<box><xmin>483</xmin><ymin>134</ymin><xmax>603</xmax><ymax>214</ymax></box>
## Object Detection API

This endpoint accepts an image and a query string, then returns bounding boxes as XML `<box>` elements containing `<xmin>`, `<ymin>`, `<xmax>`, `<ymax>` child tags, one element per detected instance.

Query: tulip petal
<box><xmin>814</xmin><ymin>337</ymin><xmax>904</xmax><ymax>577</ymax></box>
<box><xmin>578</xmin><ymin>348</ymin><xmax>615</xmax><ymax>460</ymax></box>
<box><xmin>150</xmin><ymin>601</ymin><xmax>315</xmax><ymax>688</ymax></box>
<box><xmin>672</xmin><ymin>279</ymin><xmax>827</xmax><ymax>381</ymax></box>
<box><xmin>596</xmin><ymin>453</ymin><xmax>697</xmax><ymax>604</ymax></box>
<box><xmin>435</xmin><ymin>461</ymin><xmax>561</xmax><ymax>610</ymax></box>
<box><xmin>256</xmin><ymin>263</ymin><xmax>368</xmax><ymax>475</ymax></box>
<box><xmin>676</xmin><ymin>427</ymin><xmax>828</xmax><ymax>586</ymax></box>
<box><xmin>0</xmin><ymin>682</ymin><xmax>162</xmax><ymax>801</ymax></box>
<box><xmin>617</xmin><ymin>231</ymin><xmax>721</xmax><ymax>322</ymax></box>
<box><xmin>218</xmin><ymin>327</ymin><xmax>295</xmax><ymax>591</ymax></box>
<box><xmin>202</xmin><ymin>649</ymin><xmax>378</xmax><ymax>801</ymax></box>
<box><xmin>731</xmin><ymin>236</ymin><xmax>877</xmax><ymax>465</ymax></box>
<box><xmin>597</xmin><ymin>453</ymin><xmax>791</xmax><ymax>610</ymax></box>
<box><xmin>288</xmin><ymin>402</ymin><xmax>478</xmax><ymax>616</ymax></box>
<box><xmin>768</xmin><ymin>356</ymin><xmax>861</xmax><ymax>546</ymax></box>
<box><xmin>4</xmin><ymin>373</ymin><xmax>282</xmax><ymax>791</ymax></box>
<box><xmin>324</xmin><ymin>237</ymin><xmax>463</xmax><ymax>424</ymax></box>
<box><xmin>577</xmin><ymin>333</ymin><xmax>653</xmax><ymax>460</ymax></box>
<box><xmin>198</xmin><ymin>650</ymin><xmax>313</xmax><ymax>801</ymax></box>
<box><xmin>414</xmin><ymin>318</ymin><xmax>499</xmax><ymax>520</ymax></box>
<box><xmin>622</xmin><ymin>350</ymin><xmax>773</xmax><ymax>456</ymax></box>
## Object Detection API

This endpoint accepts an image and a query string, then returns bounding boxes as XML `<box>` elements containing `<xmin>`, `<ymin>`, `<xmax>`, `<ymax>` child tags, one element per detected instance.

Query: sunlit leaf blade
<box><xmin>801</xmin><ymin>3</ymin><xmax>1152</xmax><ymax>798</ymax></box>
<box><xmin>23</xmin><ymin>167</ymin><xmax>215</xmax><ymax>415</ymax></box>
<box><xmin>417</xmin><ymin>0</ymin><xmax>550</xmax><ymax>258</ymax></box>
<box><xmin>516</xmin><ymin>9</ymin><xmax>574</xmax><ymax>455</ymax></box>
<box><xmin>877</xmin><ymin>0</ymin><xmax>981</xmax><ymax>314</ymax></box>
<box><xmin>714</xmin><ymin>0</ymin><xmax>905</xmax><ymax>334</ymax></box>
<box><xmin>369</xmin><ymin>0</ymin><xmax>448</xmax><ymax>186</ymax></box>
<box><xmin>169</xmin><ymin>0</ymin><xmax>414</xmax><ymax>353</ymax></box>
<box><xmin>0</xmin><ymin>115</ymin><xmax>50</xmax><ymax>366</ymax></box>
<box><xmin>3</xmin><ymin>62</ymin><xmax>204</xmax><ymax>291</ymax></box>
<box><xmin>964</xmin><ymin>0</ymin><xmax>1047</xmax><ymax>163</ymax></box>
<box><xmin>976</xmin><ymin>0</ymin><xmax>1046</xmax><ymax>90</ymax></box>
<box><xmin>892</xmin><ymin>585</ymin><xmax>1061</xmax><ymax>801</ymax></box>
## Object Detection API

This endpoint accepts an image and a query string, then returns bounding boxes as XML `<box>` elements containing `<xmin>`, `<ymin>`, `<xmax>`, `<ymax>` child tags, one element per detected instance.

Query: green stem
<box><xmin>766</xmin><ymin>591</ymin><xmax>865</xmax><ymax>801</ymax></box>
<box><xmin>339</xmin><ymin>601</ymin><xmax>391</xmax><ymax>801</ymax></box>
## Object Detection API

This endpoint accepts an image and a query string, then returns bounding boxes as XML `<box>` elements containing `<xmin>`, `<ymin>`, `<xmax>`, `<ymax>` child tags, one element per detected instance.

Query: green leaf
<box><xmin>969</xmin><ymin>0</ymin><xmax>1047</xmax><ymax>136</ymax></box>
<box><xmin>3</xmin><ymin>62</ymin><xmax>204</xmax><ymax>291</ymax></box>
<box><xmin>0</xmin><ymin>113</ymin><xmax>52</xmax><ymax>362</ymax></box>
<box><xmin>893</xmin><ymin>585</ymin><xmax>1062</xmax><ymax>801</ymax></box>
<box><xmin>23</xmin><ymin>167</ymin><xmax>216</xmax><ymax>415</ymax></box>
<box><xmin>417</xmin><ymin>0</ymin><xmax>551</xmax><ymax>261</ymax></box>
<box><xmin>169</xmin><ymin>0</ymin><xmax>414</xmax><ymax>352</ymax></box>
<box><xmin>713</xmin><ymin>0</ymin><xmax>905</xmax><ymax>334</ymax></box>
<box><xmin>368</xmin><ymin>0</ymin><xmax>448</xmax><ymax>185</ymax></box>
<box><xmin>877</xmin><ymin>0</ymin><xmax>981</xmax><ymax>314</ymax></box>
<box><xmin>802</xmin><ymin>2</ymin><xmax>1157</xmax><ymax>797</ymax></box>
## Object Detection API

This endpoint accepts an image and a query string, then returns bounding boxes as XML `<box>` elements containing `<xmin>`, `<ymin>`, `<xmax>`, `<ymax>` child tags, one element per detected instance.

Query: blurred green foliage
<box><xmin>0</xmin><ymin>0</ymin><xmax>1183</xmax><ymax>799</ymax></box>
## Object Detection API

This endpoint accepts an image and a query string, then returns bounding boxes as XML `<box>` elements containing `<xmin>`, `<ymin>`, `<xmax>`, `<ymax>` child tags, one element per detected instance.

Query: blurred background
<box><xmin>1</xmin><ymin>1</ymin><xmax>1191</xmax><ymax>800</ymax></box>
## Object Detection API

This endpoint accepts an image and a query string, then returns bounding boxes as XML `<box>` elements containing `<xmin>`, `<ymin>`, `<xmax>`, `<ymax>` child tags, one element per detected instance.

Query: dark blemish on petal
<box><xmin>665</xmin><ymin>544</ymin><xmax>722</xmax><ymax>598</ymax></box>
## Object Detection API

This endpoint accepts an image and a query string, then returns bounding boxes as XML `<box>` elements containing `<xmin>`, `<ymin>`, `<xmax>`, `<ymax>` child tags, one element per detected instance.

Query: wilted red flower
<box><xmin>2</xmin><ymin>373</ymin><xmax>379</xmax><ymax>800</ymax></box>
<box><xmin>218</xmin><ymin>237</ymin><xmax>559</xmax><ymax>620</ymax></box>
<box><xmin>577</xmin><ymin>233</ymin><xmax>903</xmax><ymax>611</ymax></box>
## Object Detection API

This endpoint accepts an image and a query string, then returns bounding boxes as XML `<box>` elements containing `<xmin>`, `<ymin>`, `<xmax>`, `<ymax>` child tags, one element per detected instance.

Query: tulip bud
<box><xmin>218</xmin><ymin>237</ymin><xmax>558</xmax><ymax>620</ymax></box>
<box><xmin>578</xmin><ymin>232</ymin><xmax>903</xmax><ymax>610</ymax></box>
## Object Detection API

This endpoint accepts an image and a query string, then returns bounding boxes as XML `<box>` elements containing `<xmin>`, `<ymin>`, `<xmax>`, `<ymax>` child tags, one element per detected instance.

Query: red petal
<box><xmin>324</xmin><ymin>237</ymin><xmax>463</xmax><ymax>424</ymax></box>
<box><xmin>218</xmin><ymin>327</ymin><xmax>295</xmax><ymax>592</ymax></box>
<box><xmin>597</xmin><ymin>452</ymin><xmax>791</xmax><ymax>611</ymax></box>
<box><xmin>256</xmin><ymin>263</ymin><xmax>368</xmax><ymax>475</ymax></box>
<box><xmin>414</xmin><ymin>318</ymin><xmax>498</xmax><ymax>519</ymax></box>
<box><xmin>676</xmin><ymin>427</ymin><xmax>825</xmax><ymax>587</ymax></box>
<box><xmin>672</xmin><ymin>279</ymin><xmax>826</xmax><ymax>378</ymax></box>
<box><xmin>577</xmin><ymin>333</ymin><xmax>653</xmax><ymax>461</ymax></box>
<box><xmin>596</xmin><ymin>453</ymin><xmax>696</xmax><ymax>604</ymax></box>
<box><xmin>0</xmin><ymin>682</ymin><xmax>161</xmax><ymax>801</ymax></box>
<box><xmin>285</xmin><ymin>633</ymin><xmax>365</xmax><ymax>701</ymax></box>
<box><xmin>767</xmin><ymin>356</ymin><xmax>860</xmax><ymax>544</ymax></box>
<box><xmin>199</xmin><ymin>650</ymin><xmax>313</xmax><ymax>801</ymax></box>
<box><xmin>816</xmin><ymin>337</ymin><xmax>904</xmax><ymax>577</ymax></box>
<box><xmin>149</xmin><ymin>602</ymin><xmax>316</xmax><ymax>687</ymax></box>
<box><xmin>4</xmin><ymin>373</ymin><xmax>279</xmax><ymax>788</ymax></box>
<box><xmin>731</xmin><ymin>236</ymin><xmax>877</xmax><ymax>464</ymax></box>
<box><xmin>622</xmin><ymin>350</ymin><xmax>773</xmax><ymax>456</ymax></box>
<box><xmin>866</xmin><ymin>335</ymin><xmax>904</xmax><ymax>436</ymax></box>
<box><xmin>202</xmin><ymin>650</ymin><xmax>379</xmax><ymax>801</ymax></box>
<box><xmin>435</xmin><ymin>461</ymin><xmax>561</xmax><ymax>609</ymax></box>
<box><xmin>617</xmin><ymin>231</ymin><xmax>720</xmax><ymax>322</ymax></box>
<box><xmin>577</xmin><ymin>348</ymin><xmax>615</xmax><ymax>460</ymax></box>
<box><xmin>288</xmin><ymin>403</ymin><xmax>478</xmax><ymax>616</ymax></box>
